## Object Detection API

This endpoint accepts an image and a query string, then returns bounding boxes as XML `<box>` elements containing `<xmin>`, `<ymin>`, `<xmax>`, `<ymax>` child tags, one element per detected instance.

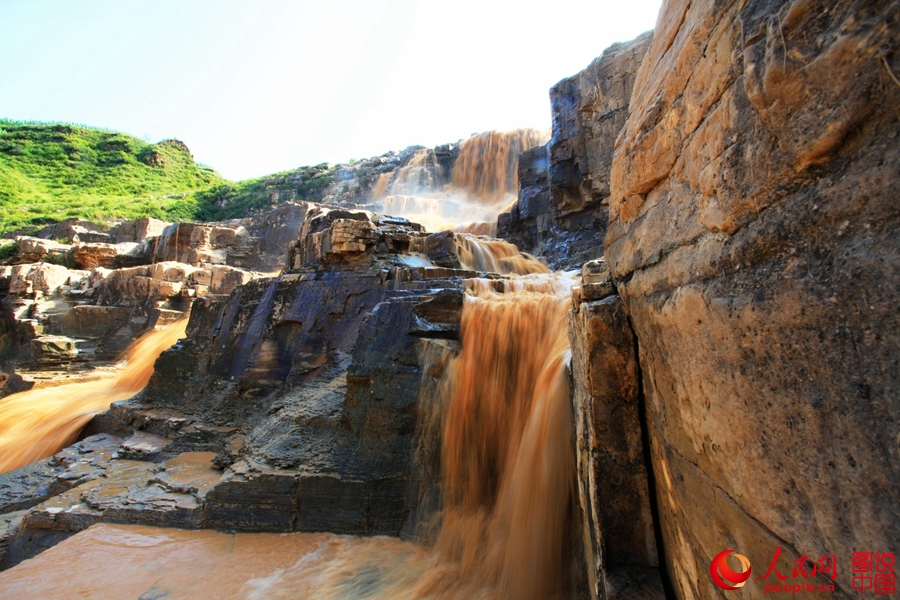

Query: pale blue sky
<box><xmin>0</xmin><ymin>0</ymin><xmax>661</xmax><ymax>180</ymax></box>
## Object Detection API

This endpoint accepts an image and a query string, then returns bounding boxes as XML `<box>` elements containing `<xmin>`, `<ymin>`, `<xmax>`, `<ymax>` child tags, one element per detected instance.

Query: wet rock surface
<box><xmin>0</xmin><ymin>202</ymin><xmax>477</xmax><ymax>569</ymax></box>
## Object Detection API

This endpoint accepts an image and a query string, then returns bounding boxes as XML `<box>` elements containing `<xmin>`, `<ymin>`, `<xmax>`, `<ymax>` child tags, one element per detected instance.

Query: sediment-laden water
<box><xmin>0</xmin><ymin>320</ymin><xmax>187</xmax><ymax>473</ymax></box>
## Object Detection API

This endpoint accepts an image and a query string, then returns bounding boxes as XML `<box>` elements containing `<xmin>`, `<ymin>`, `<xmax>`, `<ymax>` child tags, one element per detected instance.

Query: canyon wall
<box><xmin>500</xmin><ymin>33</ymin><xmax>653</xmax><ymax>269</ymax></box>
<box><xmin>602</xmin><ymin>0</ymin><xmax>899</xmax><ymax>598</ymax></box>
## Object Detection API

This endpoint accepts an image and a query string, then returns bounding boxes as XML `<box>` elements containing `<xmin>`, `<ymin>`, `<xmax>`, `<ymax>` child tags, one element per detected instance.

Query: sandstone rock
<box><xmin>11</xmin><ymin>237</ymin><xmax>70</xmax><ymax>266</ymax></box>
<box><xmin>149</xmin><ymin>211</ymin><xmax>294</xmax><ymax>273</ymax></box>
<box><xmin>497</xmin><ymin>144</ymin><xmax>552</xmax><ymax>252</ymax></box>
<box><xmin>0</xmin><ymin>509</ymin><xmax>27</xmax><ymax>568</ymax></box>
<box><xmin>243</xmin><ymin>202</ymin><xmax>309</xmax><ymax>272</ymax></box>
<box><xmin>54</xmin><ymin>306</ymin><xmax>133</xmax><ymax>341</ymax></box>
<box><xmin>114</xmin><ymin>217</ymin><xmax>171</xmax><ymax>244</ymax></box>
<box><xmin>414</xmin><ymin>230</ymin><xmax>460</xmax><ymax>269</ymax></box>
<box><xmin>148</xmin><ymin>261</ymin><xmax>198</xmax><ymax>283</ymax></box>
<box><xmin>573</xmin><ymin>257</ymin><xmax>616</xmax><ymax>304</ymax></box>
<box><xmin>71</xmin><ymin>243</ymin><xmax>119</xmax><ymax>270</ymax></box>
<box><xmin>550</xmin><ymin>31</ymin><xmax>654</xmax><ymax>222</ymax></box>
<box><xmin>284</xmin><ymin>207</ymin><xmax>424</xmax><ymax>272</ymax></box>
<box><xmin>34</xmin><ymin>219</ymin><xmax>113</xmax><ymax>244</ymax></box>
<box><xmin>112</xmin><ymin>263</ymin><xmax>470</xmax><ymax>539</ymax></box>
<box><xmin>29</xmin><ymin>336</ymin><xmax>78</xmax><ymax>363</ymax></box>
<box><xmin>7</xmin><ymin>263</ymin><xmax>72</xmax><ymax>297</ymax></box>
<box><xmin>6</xmin><ymin>265</ymin><xmax>35</xmax><ymax>296</ymax></box>
<box><xmin>150</xmin><ymin>223</ymin><xmax>198</xmax><ymax>264</ymax></box>
<box><xmin>208</xmin><ymin>265</ymin><xmax>253</xmax><ymax>295</ymax></box>
<box><xmin>604</xmin><ymin>0</ymin><xmax>900</xmax><ymax>597</ymax></box>
<box><xmin>569</xmin><ymin>293</ymin><xmax>661</xmax><ymax>599</ymax></box>
<box><xmin>3</xmin><ymin>450</ymin><xmax>224</xmax><ymax>568</ymax></box>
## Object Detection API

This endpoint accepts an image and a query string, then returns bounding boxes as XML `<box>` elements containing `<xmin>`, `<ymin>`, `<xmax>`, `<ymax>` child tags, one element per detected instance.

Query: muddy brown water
<box><xmin>0</xmin><ymin>271</ymin><xmax>580</xmax><ymax>599</ymax></box>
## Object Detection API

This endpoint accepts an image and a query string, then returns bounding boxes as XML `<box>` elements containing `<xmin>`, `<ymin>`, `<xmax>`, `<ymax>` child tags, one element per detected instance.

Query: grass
<box><xmin>187</xmin><ymin>164</ymin><xmax>335</xmax><ymax>222</ymax></box>
<box><xmin>0</xmin><ymin>119</ymin><xmax>226</xmax><ymax>234</ymax></box>
<box><xmin>0</xmin><ymin>119</ymin><xmax>347</xmax><ymax>235</ymax></box>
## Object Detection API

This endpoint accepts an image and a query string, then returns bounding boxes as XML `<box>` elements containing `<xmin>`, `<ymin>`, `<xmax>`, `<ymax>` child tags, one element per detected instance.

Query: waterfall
<box><xmin>0</xmin><ymin>320</ymin><xmax>188</xmax><ymax>473</ymax></box>
<box><xmin>378</xmin><ymin>129</ymin><xmax>548</xmax><ymax>233</ymax></box>
<box><xmin>0</xmin><ymin>271</ymin><xmax>582</xmax><ymax>600</ymax></box>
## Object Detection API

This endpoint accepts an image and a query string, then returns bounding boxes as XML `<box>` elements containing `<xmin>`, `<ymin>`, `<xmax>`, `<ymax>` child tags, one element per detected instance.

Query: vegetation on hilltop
<box><xmin>0</xmin><ymin>120</ymin><xmax>346</xmax><ymax>235</ymax></box>
<box><xmin>185</xmin><ymin>164</ymin><xmax>335</xmax><ymax>222</ymax></box>
<box><xmin>0</xmin><ymin>120</ymin><xmax>225</xmax><ymax>234</ymax></box>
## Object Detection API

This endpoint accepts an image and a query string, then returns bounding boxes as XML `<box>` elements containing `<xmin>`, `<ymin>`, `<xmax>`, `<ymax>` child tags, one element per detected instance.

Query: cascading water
<box><xmin>377</xmin><ymin>129</ymin><xmax>548</xmax><ymax>234</ymax></box>
<box><xmin>0</xmin><ymin>268</ymin><xmax>582</xmax><ymax>600</ymax></box>
<box><xmin>430</xmin><ymin>271</ymin><xmax>579</xmax><ymax>599</ymax></box>
<box><xmin>454</xmin><ymin>234</ymin><xmax>549</xmax><ymax>276</ymax></box>
<box><xmin>0</xmin><ymin>320</ymin><xmax>188</xmax><ymax>473</ymax></box>
<box><xmin>451</xmin><ymin>129</ymin><xmax>547</xmax><ymax>202</ymax></box>
<box><xmin>451</xmin><ymin>221</ymin><xmax>497</xmax><ymax>238</ymax></box>
<box><xmin>385</xmin><ymin>149</ymin><xmax>445</xmax><ymax>196</ymax></box>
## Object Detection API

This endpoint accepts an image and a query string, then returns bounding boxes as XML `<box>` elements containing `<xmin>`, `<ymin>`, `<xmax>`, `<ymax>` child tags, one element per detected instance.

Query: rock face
<box><xmin>497</xmin><ymin>145</ymin><xmax>551</xmax><ymax>254</ymax></box>
<box><xmin>499</xmin><ymin>32</ymin><xmax>653</xmax><ymax>269</ymax></box>
<box><xmin>150</xmin><ymin>202</ymin><xmax>308</xmax><ymax>272</ymax></box>
<box><xmin>0</xmin><ymin>205</ymin><xmax>309</xmax><ymax>390</ymax></box>
<box><xmin>602</xmin><ymin>0</ymin><xmax>900</xmax><ymax>598</ymax></box>
<box><xmin>284</xmin><ymin>207</ymin><xmax>423</xmax><ymax>272</ymax></box>
<box><xmin>569</xmin><ymin>259</ymin><xmax>663</xmax><ymax>600</ymax></box>
<box><xmin>549</xmin><ymin>31</ymin><xmax>654</xmax><ymax>225</ymax></box>
<box><xmin>131</xmin><ymin>211</ymin><xmax>468</xmax><ymax>534</ymax></box>
<box><xmin>0</xmin><ymin>204</ymin><xmax>473</xmax><ymax>566</ymax></box>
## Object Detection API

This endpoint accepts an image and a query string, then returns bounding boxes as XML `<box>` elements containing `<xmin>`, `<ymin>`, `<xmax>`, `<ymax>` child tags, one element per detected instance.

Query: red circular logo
<box><xmin>711</xmin><ymin>549</ymin><xmax>752</xmax><ymax>591</ymax></box>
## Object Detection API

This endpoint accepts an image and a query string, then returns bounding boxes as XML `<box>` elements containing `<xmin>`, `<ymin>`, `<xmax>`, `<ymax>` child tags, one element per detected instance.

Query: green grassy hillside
<box><xmin>0</xmin><ymin>120</ymin><xmax>225</xmax><ymax>234</ymax></box>
<box><xmin>187</xmin><ymin>164</ymin><xmax>335</xmax><ymax>222</ymax></box>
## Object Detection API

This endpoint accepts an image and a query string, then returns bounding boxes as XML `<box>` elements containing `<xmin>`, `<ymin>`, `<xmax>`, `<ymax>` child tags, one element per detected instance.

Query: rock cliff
<box><xmin>0</xmin><ymin>204</ymin><xmax>309</xmax><ymax>392</ymax></box>
<box><xmin>500</xmin><ymin>32</ymin><xmax>653</xmax><ymax>269</ymax></box>
<box><xmin>0</xmin><ymin>202</ymin><xmax>541</xmax><ymax>568</ymax></box>
<box><xmin>596</xmin><ymin>0</ymin><xmax>898</xmax><ymax>598</ymax></box>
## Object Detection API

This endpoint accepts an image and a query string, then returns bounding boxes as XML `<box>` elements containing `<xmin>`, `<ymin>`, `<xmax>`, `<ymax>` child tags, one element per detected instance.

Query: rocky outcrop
<box><xmin>499</xmin><ymin>33</ymin><xmax>653</xmax><ymax>269</ymax></box>
<box><xmin>601</xmin><ymin>0</ymin><xmax>900</xmax><ymax>598</ymax></box>
<box><xmin>33</xmin><ymin>218</ymin><xmax>119</xmax><ymax>245</ymax></box>
<box><xmin>549</xmin><ymin>31</ymin><xmax>654</xmax><ymax>224</ymax></box>
<box><xmin>0</xmin><ymin>280</ymin><xmax>459</xmax><ymax>562</ymax></box>
<box><xmin>0</xmin><ymin>257</ymin><xmax>258</xmax><ymax>382</ymax></box>
<box><xmin>0</xmin><ymin>207</ymin><xmax>301</xmax><ymax>390</ymax></box>
<box><xmin>497</xmin><ymin>145</ymin><xmax>551</xmax><ymax>254</ymax></box>
<box><xmin>141</xmin><ymin>203</ymin><xmax>307</xmax><ymax>273</ymax></box>
<box><xmin>0</xmin><ymin>202</ymin><xmax>477</xmax><ymax>564</ymax></box>
<box><xmin>569</xmin><ymin>259</ymin><xmax>663</xmax><ymax>600</ymax></box>
<box><xmin>284</xmin><ymin>206</ymin><xmax>424</xmax><ymax>272</ymax></box>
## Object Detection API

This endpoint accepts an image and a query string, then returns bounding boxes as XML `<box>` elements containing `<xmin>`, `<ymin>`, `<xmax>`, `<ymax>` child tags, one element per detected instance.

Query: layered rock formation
<box><xmin>0</xmin><ymin>204</ymin><xmax>309</xmax><ymax>392</ymax></box>
<box><xmin>499</xmin><ymin>32</ymin><xmax>654</xmax><ymax>269</ymax></box>
<box><xmin>596</xmin><ymin>0</ymin><xmax>899</xmax><ymax>598</ymax></box>
<box><xmin>0</xmin><ymin>204</ymin><xmax>501</xmax><ymax>567</ymax></box>
<box><xmin>569</xmin><ymin>258</ymin><xmax>663</xmax><ymax>599</ymax></box>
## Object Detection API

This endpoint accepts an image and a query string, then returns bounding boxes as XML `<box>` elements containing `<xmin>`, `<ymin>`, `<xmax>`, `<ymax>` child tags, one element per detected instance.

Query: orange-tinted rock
<box><xmin>605</xmin><ymin>0</ymin><xmax>900</xmax><ymax>597</ymax></box>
